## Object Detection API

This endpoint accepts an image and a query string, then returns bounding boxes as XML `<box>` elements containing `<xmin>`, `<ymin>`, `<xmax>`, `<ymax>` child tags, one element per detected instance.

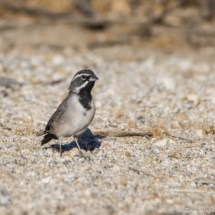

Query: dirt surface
<box><xmin>0</xmin><ymin>16</ymin><xmax>215</xmax><ymax>215</ymax></box>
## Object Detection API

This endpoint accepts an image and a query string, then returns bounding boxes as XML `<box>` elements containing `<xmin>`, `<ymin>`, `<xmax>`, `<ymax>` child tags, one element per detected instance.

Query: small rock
<box><xmin>190</xmin><ymin>182</ymin><xmax>197</xmax><ymax>188</ymax></box>
<box><xmin>165</xmin><ymin>199</ymin><xmax>174</xmax><ymax>204</ymax></box>
<box><xmin>69</xmin><ymin>148</ymin><xmax>80</xmax><ymax>157</ymax></box>
<box><xmin>196</xmin><ymin>129</ymin><xmax>204</xmax><ymax>138</ymax></box>
<box><xmin>15</xmin><ymin>146</ymin><xmax>21</xmax><ymax>151</ymax></box>
<box><xmin>162</xmin><ymin>77</ymin><xmax>175</xmax><ymax>91</ymax></box>
<box><xmin>128</xmin><ymin>121</ymin><xmax>138</xmax><ymax>129</ymax></box>
<box><xmin>125</xmin><ymin>151</ymin><xmax>131</xmax><ymax>157</ymax></box>
<box><xmin>95</xmin><ymin>101</ymin><xmax>102</xmax><ymax>108</ymax></box>
<box><xmin>41</xmin><ymin>177</ymin><xmax>50</xmax><ymax>184</ymax></box>
<box><xmin>63</xmin><ymin>155</ymin><xmax>72</xmax><ymax>160</ymax></box>
<box><xmin>168</xmin><ymin>139</ymin><xmax>175</xmax><ymax>145</ymax></box>
<box><xmin>107</xmin><ymin>89</ymin><xmax>115</xmax><ymax>97</ymax></box>
<box><xmin>152</xmin><ymin>138</ymin><xmax>168</xmax><ymax>147</ymax></box>
<box><xmin>52</xmin><ymin>55</ymin><xmax>64</xmax><ymax>65</ymax></box>
<box><xmin>136</xmin><ymin>116</ymin><xmax>146</xmax><ymax>123</ymax></box>
<box><xmin>186</xmin><ymin>94</ymin><xmax>199</xmax><ymax>106</ymax></box>
<box><xmin>62</xmin><ymin>160</ymin><xmax>71</xmax><ymax>165</ymax></box>
<box><xmin>113</xmin><ymin>165</ymin><xmax>120</xmax><ymax>172</ymax></box>
<box><xmin>22</xmin><ymin>149</ymin><xmax>32</xmax><ymax>156</ymax></box>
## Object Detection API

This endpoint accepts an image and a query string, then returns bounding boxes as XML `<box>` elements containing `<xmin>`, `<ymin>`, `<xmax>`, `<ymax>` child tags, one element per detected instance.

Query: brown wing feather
<box><xmin>44</xmin><ymin>96</ymin><xmax>69</xmax><ymax>134</ymax></box>
<box><xmin>40</xmin><ymin>96</ymin><xmax>69</xmax><ymax>145</ymax></box>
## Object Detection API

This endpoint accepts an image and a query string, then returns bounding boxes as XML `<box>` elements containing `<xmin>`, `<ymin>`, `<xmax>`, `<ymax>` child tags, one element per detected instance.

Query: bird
<box><xmin>38</xmin><ymin>70</ymin><xmax>98</xmax><ymax>157</ymax></box>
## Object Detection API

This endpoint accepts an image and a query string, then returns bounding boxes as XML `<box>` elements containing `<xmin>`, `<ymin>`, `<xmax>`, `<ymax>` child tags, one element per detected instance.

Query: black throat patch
<box><xmin>78</xmin><ymin>82</ymin><xmax>94</xmax><ymax>110</ymax></box>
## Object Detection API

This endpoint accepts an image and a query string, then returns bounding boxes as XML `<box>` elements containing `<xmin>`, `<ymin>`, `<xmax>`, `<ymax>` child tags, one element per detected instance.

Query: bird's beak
<box><xmin>89</xmin><ymin>76</ymin><xmax>99</xmax><ymax>82</ymax></box>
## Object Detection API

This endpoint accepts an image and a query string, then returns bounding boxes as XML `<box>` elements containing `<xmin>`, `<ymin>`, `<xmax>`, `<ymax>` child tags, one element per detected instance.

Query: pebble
<box><xmin>69</xmin><ymin>148</ymin><xmax>79</xmax><ymax>157</ymax></box>
<box><xmin>152</xmin><ymin>138</ymin><xmax>168</xmax><ymax>147</ymax></box>
<box><xmin>41</xmin><ymin>177</ymin><xmax>51</xmax><ymax>184</ymax></box>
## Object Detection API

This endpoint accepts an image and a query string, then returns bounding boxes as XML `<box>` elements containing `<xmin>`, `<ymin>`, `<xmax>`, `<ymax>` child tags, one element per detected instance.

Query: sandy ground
<box><xmin>0</xmin><ymin>21</ymin><xmax>215</xmax><ymax>215</ymax></box>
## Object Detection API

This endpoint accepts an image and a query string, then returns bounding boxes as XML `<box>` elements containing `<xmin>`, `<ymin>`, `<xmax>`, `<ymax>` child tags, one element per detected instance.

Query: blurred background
<box><xmin>0</xmin><ymin>0</ymin><xmax>215</xmax><ymax>54</ymax></box>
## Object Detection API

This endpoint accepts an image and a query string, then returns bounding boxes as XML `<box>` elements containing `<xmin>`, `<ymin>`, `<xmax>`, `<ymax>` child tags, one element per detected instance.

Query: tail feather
<box><xmin>41</xmin><ymin>133</ymin><xmax>58</xmax><ymax>145</ymax></box>
<box><xmin>37</xmin><ymin>133</ymin><xmax>45</xmax><ymax>137</ymax></box>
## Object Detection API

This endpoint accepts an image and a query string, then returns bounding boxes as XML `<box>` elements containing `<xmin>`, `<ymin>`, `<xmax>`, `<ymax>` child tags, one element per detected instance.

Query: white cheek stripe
<box><xmin>75</xmin><ymin>81</ymin><xmax>90</xmax><ymax>93</ymax></box>
<box><xmin>73</xmin><ymin>73</ymin><xmax>91</xmax><ymax>81</ymax></box>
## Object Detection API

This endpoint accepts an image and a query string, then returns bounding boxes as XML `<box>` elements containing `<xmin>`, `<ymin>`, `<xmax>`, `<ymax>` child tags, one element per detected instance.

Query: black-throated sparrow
<box><xmin>38</xmin><ymin>70</ymin><xmax>98</xmax><ymax>157</ymax></box>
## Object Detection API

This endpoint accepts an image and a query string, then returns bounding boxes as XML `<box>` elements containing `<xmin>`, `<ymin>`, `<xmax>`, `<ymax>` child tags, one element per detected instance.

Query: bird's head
<box><xmin>68</xmin><ymin>70</ymin><xmax>98</xmax><ymax>93</ymax></box>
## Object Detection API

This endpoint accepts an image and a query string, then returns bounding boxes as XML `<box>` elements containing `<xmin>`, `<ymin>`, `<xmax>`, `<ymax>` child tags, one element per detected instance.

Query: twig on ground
<box><xmin>165</xmin><ymin>189</ymin><xmax>206</xmax><ymax>193</ymax></box>
<box><xmin>165</xmin><ymin>132</ymin><xmax>195</xmax><ymax>143</ymax></box>
<box><xmin>0</xmin><ymin>77</ymin><xmax>22</xmax><ymax>90</ymax></box>
<box><xmin>92</xmin><ymin>129</ymin><xmax>152</xmax><ymax>138</ymax></box>
<box><xmin>34</xmin><ymin>79</ymin><xmax>65</xmax><ymax>85</ymax></box>
<box><xmin>129</xmin><ymin>167</ymin><xmax>162</xmax><ymax>179</ymax></box>
<box><xmin>193</xmin><ymin>178</ymin><xmax>215</xmax><ymax>185</ymax></box>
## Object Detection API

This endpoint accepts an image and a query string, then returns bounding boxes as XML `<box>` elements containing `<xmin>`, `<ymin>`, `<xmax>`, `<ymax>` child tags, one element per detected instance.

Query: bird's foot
<box><xmin>75</xmin><ymin>150</ymin><xmax>89</xmax><ymax>160</ymax></box>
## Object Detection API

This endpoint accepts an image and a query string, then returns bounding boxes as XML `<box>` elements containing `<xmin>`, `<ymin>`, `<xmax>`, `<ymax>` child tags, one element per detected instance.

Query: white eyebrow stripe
<box><xmin>73</xmin><ymin>73</ymin><xmax>91</xmax><ymax>81</ymax></box>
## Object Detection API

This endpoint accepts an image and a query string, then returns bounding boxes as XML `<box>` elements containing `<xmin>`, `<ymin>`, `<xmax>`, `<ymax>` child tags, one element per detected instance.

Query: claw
<box><xmin>74</xmin><ymin>151</ymin><xmax>90</xmax><ymax>160</ymax></box>
<box><xmin>75</xmin><ymin>150</ymin><xmax>85</xmax><ymax>158</ymax></box>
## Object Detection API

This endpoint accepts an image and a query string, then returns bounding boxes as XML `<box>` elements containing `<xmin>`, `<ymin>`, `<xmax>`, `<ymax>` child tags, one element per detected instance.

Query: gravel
<box><xmin>0</xmin><ymin>27</ymin><xmax>215</xmax><ymax>215</ymax></box>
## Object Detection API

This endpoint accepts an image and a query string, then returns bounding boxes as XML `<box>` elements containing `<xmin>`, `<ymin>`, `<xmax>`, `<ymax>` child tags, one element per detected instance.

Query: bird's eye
<box><xmin>81</xmin><ymin>75</ymin><xmax>87</xmax><ymax>80</ymax></box>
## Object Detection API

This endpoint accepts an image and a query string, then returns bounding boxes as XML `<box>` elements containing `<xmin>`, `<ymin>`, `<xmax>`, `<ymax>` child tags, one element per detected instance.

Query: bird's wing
<box><xmin>44</xmin><ymin>96</ymin><xmax>69</xmax><ymax>133</ymax></box>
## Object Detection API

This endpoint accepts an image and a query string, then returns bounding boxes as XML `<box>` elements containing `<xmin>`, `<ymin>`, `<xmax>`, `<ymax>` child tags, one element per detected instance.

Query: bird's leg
<box><xmin>58</xmin><ymin>136</ymin><xmax>63</xmax><ymax>157</ymax></box>
<box><xmin>74</xmin><ymin>137</ymin><xmax>85</xmax><ymax>158</ymax></box>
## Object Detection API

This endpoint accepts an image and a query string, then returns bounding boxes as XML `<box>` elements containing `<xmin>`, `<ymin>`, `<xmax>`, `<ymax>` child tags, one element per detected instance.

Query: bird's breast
<box><xmin>61</xmin><ymin>94</ymin><xmax>95</xmax><ymax>137</ymax></box>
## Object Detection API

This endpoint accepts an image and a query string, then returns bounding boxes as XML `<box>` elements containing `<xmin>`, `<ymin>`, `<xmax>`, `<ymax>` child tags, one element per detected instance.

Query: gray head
<box><xmin>68</xmin><ymin>70</ymin><xmax>98</xmax><ymax>93</ymax></box>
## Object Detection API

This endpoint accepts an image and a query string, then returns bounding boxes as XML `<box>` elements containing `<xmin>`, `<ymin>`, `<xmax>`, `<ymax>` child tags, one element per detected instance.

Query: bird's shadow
<box><xmin>43</xmin><ymin>128</ymin><xmax>103</xmax><ymax>153</ymax></box>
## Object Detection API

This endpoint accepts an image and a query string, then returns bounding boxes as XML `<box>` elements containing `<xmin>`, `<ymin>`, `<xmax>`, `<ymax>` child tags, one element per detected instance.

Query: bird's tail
<box><xmin>37</xmin><ymin>133</ymin><xmax>45</xmax><ymax>137</ymax></box>
<box><xmin>41</xmin><ymin>133</ymin><xmax>58</xmax><ymax>145</ymax></box>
